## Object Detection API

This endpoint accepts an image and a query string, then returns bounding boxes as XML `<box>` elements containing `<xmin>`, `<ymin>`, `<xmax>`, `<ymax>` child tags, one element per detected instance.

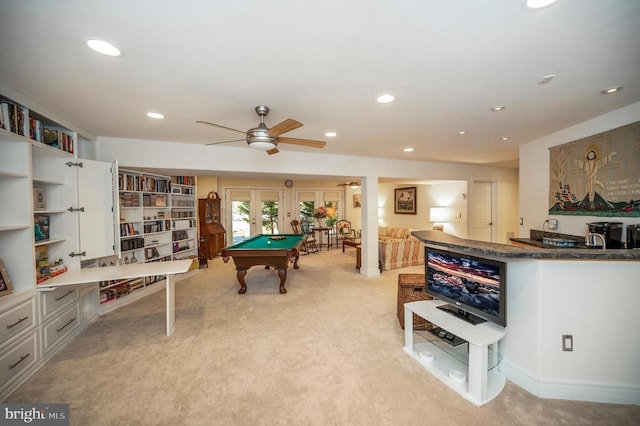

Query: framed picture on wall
<box><xmin>394</xmin><ymin>186</ymin><xmax>417</xmax><ymax>214</ymax></box>
<box><xmin>353</xmin><ymin>194</ymin><xmax>362</xmax><ymax>208</ymax></box>
<box><xmin>0</xmin><ymin>259</ymin><xmax>14</xmax><ymax>297</ymax></box>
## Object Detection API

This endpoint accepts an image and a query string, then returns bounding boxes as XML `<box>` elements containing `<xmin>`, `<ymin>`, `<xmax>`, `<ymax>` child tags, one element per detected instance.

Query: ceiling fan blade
<box><xmin>196</xmin><ymin>120</ymin><xmax>246</xmax><ymax>135</ymax></box>
<box><xmin>206</xmin><ymin>139</ymin><xmax>246</xmax><ymax>146</ymax></box>
<box><xmin>266</xmin><ymin>147</ymin><xmax>280</xmax><ymax>155</ymax></box>
<box><xmin>267</xmin><ymin>119</ymin><xmax>303</xmax><ymax>137</ymax></box>
<box><xmin>278</xmin><ymin>137</ymin><xmax>326</xmax><ymax>149</ymax></box>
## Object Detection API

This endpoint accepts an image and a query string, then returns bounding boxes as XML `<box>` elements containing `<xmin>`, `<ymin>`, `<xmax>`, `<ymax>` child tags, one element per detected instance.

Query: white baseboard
<box><xmin>500</xmin><ymin>360</ymin><xmax>640</xmax><ymax>405</ymax></box>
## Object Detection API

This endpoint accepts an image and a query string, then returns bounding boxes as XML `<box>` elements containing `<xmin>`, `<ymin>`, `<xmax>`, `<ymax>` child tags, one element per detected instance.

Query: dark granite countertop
<box><xmin>509</xmin><ymin>237</ymin><xmax>590</xmax><ymax>249</ymax></box>
<box><xmin>411</xmin><ymin>230</ymin><xmax>640</xmax><ymax>260</ymax></box>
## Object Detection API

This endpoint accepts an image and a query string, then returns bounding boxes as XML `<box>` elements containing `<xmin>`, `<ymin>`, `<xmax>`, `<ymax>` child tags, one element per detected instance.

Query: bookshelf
<box><xmin>170</xmin><ymin>176</ymin><xmax>197</xmax><ymax>261</ymax></box>
<box><xmin>102</xmin><ymin>171</ymin><xmax>197</xmax><ymax>311</ymax></box>
<box><xmin>0</xmin><ymin>92</ymin><xmax>115</xmax><ymax>400</ymax></box>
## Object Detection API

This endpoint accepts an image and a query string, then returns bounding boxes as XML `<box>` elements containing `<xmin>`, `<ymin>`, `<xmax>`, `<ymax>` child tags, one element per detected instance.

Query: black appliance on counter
<box><xmin>586</xmin><ymin>221</ymin><xmax>624</xmax><ymax>249</ymax></box>
<box><xmin>627</xmin><ymin>224</ymin><xmax>640</xmax><ymax>249</ymax></box>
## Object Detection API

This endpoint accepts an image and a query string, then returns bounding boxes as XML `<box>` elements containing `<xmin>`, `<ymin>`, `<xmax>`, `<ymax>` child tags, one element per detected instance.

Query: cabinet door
<box><xmin>77</xmin><ymin>159</ymin><xmax>115</xmax><ymax>259</ymax></box>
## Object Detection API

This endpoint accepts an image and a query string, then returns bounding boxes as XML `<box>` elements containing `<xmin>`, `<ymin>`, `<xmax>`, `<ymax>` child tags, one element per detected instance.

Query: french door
<box><xmin>225</xmin><ymin>189</ymin><xmax>283</xmax><ymax>243</ymax></box>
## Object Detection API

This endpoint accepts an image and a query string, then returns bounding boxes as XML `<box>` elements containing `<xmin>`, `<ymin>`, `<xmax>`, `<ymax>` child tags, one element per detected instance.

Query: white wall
<box><xmin>519</xmin><ymin>102</ymin><xmax>640</xmax><ymax>239</ymax></box>
<box><xmin>376</xmin><ymin>182</ymin><xmax>469</xmax><ymax>237</ymax></box>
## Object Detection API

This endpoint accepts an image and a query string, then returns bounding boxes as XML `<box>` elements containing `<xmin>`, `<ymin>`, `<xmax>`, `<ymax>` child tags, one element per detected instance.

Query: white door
<box><xmin>226</xmin><ymin>189</ymin><xmax>283</xmax><ymax>243</ymax></box>
<box><xmin>77</xmin><ymin>159</ymin><xmax>116</xmax><ymax>259</ymax></box>
<box><xmin>469</xmin><ymin>181</ymin><xmax>494</xmax><ymax>242</ymax></box>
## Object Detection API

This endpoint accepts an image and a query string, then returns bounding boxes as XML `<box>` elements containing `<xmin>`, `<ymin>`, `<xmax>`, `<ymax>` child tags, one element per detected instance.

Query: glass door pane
<box><xmin>228</xmin><ymin>190</ymin><xmax>253</xmax><ymax>244</ymax></box>
<box><xmin>258</xmin><ymin>190</ymin><xmax>282</xmax><ymax>234</ymax></box>
<box><xmin>226</xmin><ymin>189</ymin><xmax>283</xmax><ymax>241</ymax></box>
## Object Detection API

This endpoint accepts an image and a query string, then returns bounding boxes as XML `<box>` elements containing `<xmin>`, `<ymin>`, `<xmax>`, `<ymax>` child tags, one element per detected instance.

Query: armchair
<box><xmin>335</xmin><ymin>220</ymin><xmax>356</xmax><ymax>250</ymax></box>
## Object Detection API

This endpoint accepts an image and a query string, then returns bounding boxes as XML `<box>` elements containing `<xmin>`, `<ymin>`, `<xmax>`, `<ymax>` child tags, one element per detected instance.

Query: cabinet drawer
<box><xmin>0</xmin><ymin>298</ymin><xmax>37</xmax><ymax>344</ymax></box>
<box><xmin>43</xmin><ymin>303</ymin><xmax>79</xmax><ymax>353</ymax></box>
<box><xmin>0</xmin><ymin>331</ymin><xmax>38</xmax><ymax>389</ymax></box>
<box><xmin>41</xmin><ymin>285</ymin><xmax>79</xmax><ymax>319</ymax></box>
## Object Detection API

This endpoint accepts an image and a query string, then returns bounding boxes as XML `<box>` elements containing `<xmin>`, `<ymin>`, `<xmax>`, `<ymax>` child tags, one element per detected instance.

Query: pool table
<box><xmin>221</xmin><ymin>234</ymin><xmax>306</xmax><ymax>294</ymax></box>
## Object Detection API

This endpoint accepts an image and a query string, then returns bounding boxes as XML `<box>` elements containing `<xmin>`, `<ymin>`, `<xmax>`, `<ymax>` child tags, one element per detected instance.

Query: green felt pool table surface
<box><xmin>225</xmin><ymin>234</ymin><xmax>306</xmax><ymax>250</ymax></box>
<box><xmin>221</xmin><ymin>234</ymin><xmax>307</xmax><ymax>294</ymax></box>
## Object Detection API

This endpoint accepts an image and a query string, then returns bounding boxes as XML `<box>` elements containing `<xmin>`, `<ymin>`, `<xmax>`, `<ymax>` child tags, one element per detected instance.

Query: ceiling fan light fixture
<box><xmin>325</xmin><ymin>132</ymin><xmax>337</xmax><ymax>137</ymax></box>
<box><xmin>249</xmin><ymin>141</ymin><xmax>276</xmax><ymax>151</ymax></box>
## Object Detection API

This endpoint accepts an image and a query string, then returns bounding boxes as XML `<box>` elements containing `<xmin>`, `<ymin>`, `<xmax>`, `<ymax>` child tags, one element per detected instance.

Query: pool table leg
<box><xmin>276</xmin><ymin>268</ymin><xmax>288</xmax><ymax>294</ymax></box>
<box><xmin>292</xmin><ymin>254</ymin><xmax>300</xmax><ymax>269</ymax></box>
<box><xmin>237</xmin><ymin>268</ymin><xmax>248</xmax><ymax>294</ymax></box>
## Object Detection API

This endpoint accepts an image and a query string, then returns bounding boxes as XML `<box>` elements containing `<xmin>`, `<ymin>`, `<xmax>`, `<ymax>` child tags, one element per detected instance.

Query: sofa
<box><xmin>378</xmin><ymin>226</ymin><xmax>424</xmax><ymax>271</ymax></box>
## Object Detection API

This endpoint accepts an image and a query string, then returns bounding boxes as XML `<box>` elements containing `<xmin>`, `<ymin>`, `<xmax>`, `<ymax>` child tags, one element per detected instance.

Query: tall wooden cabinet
<box><xmin>0</xmin><ymin>91</ymin><xmax>115</xmax><ymax>400</ymax></box>
<box><xmin>198</xmin><ymin>198</ymin><xmax>226</xmax><ymax>259</ymax></box>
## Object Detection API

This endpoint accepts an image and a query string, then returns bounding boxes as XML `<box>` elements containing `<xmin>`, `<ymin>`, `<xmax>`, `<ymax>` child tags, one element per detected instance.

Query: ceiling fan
<box><xmin>337</xmin><ymin>181</ymin><xmax>361</xmax><ymax>189</ymax></box>
<box><xmin>197</xmin><ymin>105</ymin><xmax>326</xmax><ymax>155</ymax></box>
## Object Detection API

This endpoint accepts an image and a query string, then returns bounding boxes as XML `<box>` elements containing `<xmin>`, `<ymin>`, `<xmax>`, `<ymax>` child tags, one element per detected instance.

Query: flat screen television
<box><xmin>425</xmin><ymin>247</ymin><xmax>507</xmax><ymax>327</ymax></box>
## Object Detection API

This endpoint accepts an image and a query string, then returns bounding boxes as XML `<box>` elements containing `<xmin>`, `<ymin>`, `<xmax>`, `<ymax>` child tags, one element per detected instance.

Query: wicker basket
<box><xmin>397</xmin><ymin>273</ymin><xmax>433</xmax><ymax>330</ymax></box>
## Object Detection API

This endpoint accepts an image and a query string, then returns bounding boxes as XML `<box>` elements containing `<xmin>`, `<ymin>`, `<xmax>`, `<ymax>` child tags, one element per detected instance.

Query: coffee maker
<box><xmin>627</xmin><ymin>224</ymin><xmax>640</xmax><ymax>249</ymax></box>
<box><xmin>586</xmin><ymin>221</ymin><xmax>624</xmax><ymax>249</ymax></box>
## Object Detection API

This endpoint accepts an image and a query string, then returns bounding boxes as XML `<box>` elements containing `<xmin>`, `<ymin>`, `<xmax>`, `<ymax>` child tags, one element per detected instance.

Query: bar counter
<box><xmin>411</xmin><ymin>230</ymin><xmax>640</xmax><ymax>260</ymax></box>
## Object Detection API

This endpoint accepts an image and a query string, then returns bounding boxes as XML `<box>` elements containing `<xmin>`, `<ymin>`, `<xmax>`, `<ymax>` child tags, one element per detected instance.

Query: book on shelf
<box><xmin>43</xmin><ymin>126</ymin><xmax>74</xmax><ymax>154</ymax></box>
<box><xmin>170</xmin><ymin>176</ymin><xmax>195</xmax><ymax>186</ymax></box>
<box><xmin>0</xmin><ymin>100</ymin><xmax>29</xmax><ymax>136</ymax></box>
<box><xmin>29</xmin><ymin>114</ymin><xmax>44</xmax><ymax>142</ymax></box>
<box><xmin>34</xmin><ymin>214</ymin><xmax>50</xmax><ymax>242</ymax></box>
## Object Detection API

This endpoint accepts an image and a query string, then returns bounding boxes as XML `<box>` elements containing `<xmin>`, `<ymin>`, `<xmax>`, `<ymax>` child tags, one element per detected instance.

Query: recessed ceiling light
<box><xmin>403</xmin><ymin>147</ymin><xmax>414</xmax><ymax>152</ymax></box>
<box><xmin>501</xmin><ymin>137</ymin><xmax>509</xmax><ymax>141</ymax></box>
<box><xmin>458</xmin><ymin>131</ymin><xmax>466</xmax><ymax>135</ymax></box>
<box><xmin>146</xmin><ymin>112</ymin><xmax>165</xmax><ymax>119</ymax></box>
<box><xmin>325</xmin><ymin>132</ymin><xmax>337</xmax><ymax>137</ymax></box>
<box><xmin>538</xmin><ymin>74</ymin><xmax>556</xmax><ymax>85</ymax></box>
<box><xmin>490</xmin><ymin>105</ymin><xmax>506</xmax><ymax>112</ymax></box>
<box><xmin>601</xmin><ymin>86</ymin><xmax>623</xmax><ymax>94</ymax></box>
<box><xmin>86</xmin><ymin>39</ymin><xmax>122</xmax><ymax>57</ymax></box>
<box><xmin>377</xmin><ymin>94</ymin><xmax>395</xmax><ymax>104</ymax></box>
<box><xmin>523</xmin><ymin>0</ymin><xmax>559</xmax><ymax>10</ymax></box>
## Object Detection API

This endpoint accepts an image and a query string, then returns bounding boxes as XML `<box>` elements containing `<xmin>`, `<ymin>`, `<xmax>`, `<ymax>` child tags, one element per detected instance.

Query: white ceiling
<box><xmin>1</xmin><ymin>0</ymin><xmax>639</xmax><ymax>170</ymax></box>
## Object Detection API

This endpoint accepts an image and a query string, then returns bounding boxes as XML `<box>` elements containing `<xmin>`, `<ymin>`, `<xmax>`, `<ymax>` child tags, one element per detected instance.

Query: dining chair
<box><xmin>292</xmin><ymin>219</ymin><xmax>318</xmax><ymax>253</ymax></box>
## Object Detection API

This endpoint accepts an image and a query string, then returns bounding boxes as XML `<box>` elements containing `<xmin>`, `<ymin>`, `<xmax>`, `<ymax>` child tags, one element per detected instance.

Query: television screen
<box><xmin>425</xmin><ymin>247</ymin><xmax>507</xmax><ymax>327</ymax></box>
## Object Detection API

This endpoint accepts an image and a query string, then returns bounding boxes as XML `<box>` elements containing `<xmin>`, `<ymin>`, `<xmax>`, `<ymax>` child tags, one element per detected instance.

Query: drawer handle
<box><xmin>6</xmin><ymin>316</ymin><xmax>29</xmax><ymax>329</ymax></box>
<box><xmin>56</xmin><ymin>318</ymin><xmax>76</xmax><ymax>333</ymax></box>
<box><xmin>9</xmin><ymin>353</ymin><xmax>30</xmax><ymax>369</ymax></box>
<box><xmin>55</xmin><ymin>289</ymin><xmax>75</xmax><ymax>301</ymax></box>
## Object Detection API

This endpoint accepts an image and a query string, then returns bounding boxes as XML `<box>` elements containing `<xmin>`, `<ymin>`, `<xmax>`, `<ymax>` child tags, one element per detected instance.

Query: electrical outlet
<box><xmin>549</xmin><ymin>219</ymin><xmax>558</xmax><ymax>230</ymax></box>
<box><xmin>562</xmin><ymin>334</ymin><xmax>573</xmax><ymax>351</ymax></box>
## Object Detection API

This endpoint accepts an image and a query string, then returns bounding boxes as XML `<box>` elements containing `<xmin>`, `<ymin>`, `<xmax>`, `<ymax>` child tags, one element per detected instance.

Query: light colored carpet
<box><xmin>8</xmin><ymin>248</ymin><xmax>640</xmax><ymax>425</ymax></box>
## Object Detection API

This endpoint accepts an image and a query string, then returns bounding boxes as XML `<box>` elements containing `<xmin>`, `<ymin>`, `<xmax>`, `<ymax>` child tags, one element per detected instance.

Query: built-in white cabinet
<box><xmin>0</xmin><ymin>93</ymin><xmax>115</xmax><ymax>400</ymax></box>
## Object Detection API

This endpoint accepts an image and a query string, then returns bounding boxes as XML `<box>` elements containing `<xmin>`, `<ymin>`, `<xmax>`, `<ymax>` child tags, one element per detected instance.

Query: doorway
<box><xmin>225</xmin><ymin>189</ymin><xmax>283</xmax><ymax>243</ymax></box>
<box><xmin>468</xmin><ymin>180</ymin><xmax>495</xmax><ymax>242</ymax></box>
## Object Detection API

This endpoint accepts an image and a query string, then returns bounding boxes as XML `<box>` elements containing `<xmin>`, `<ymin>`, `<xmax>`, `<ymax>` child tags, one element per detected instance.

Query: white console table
<box><xmin>403</xmin><ymin>300</ymin><xmax>507</xmax><ymax>406</ymax></box>
<box><xmin>37</xmin><ymin>259</ymin><xmax>193</xmax><ymax>336</ymax></box>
